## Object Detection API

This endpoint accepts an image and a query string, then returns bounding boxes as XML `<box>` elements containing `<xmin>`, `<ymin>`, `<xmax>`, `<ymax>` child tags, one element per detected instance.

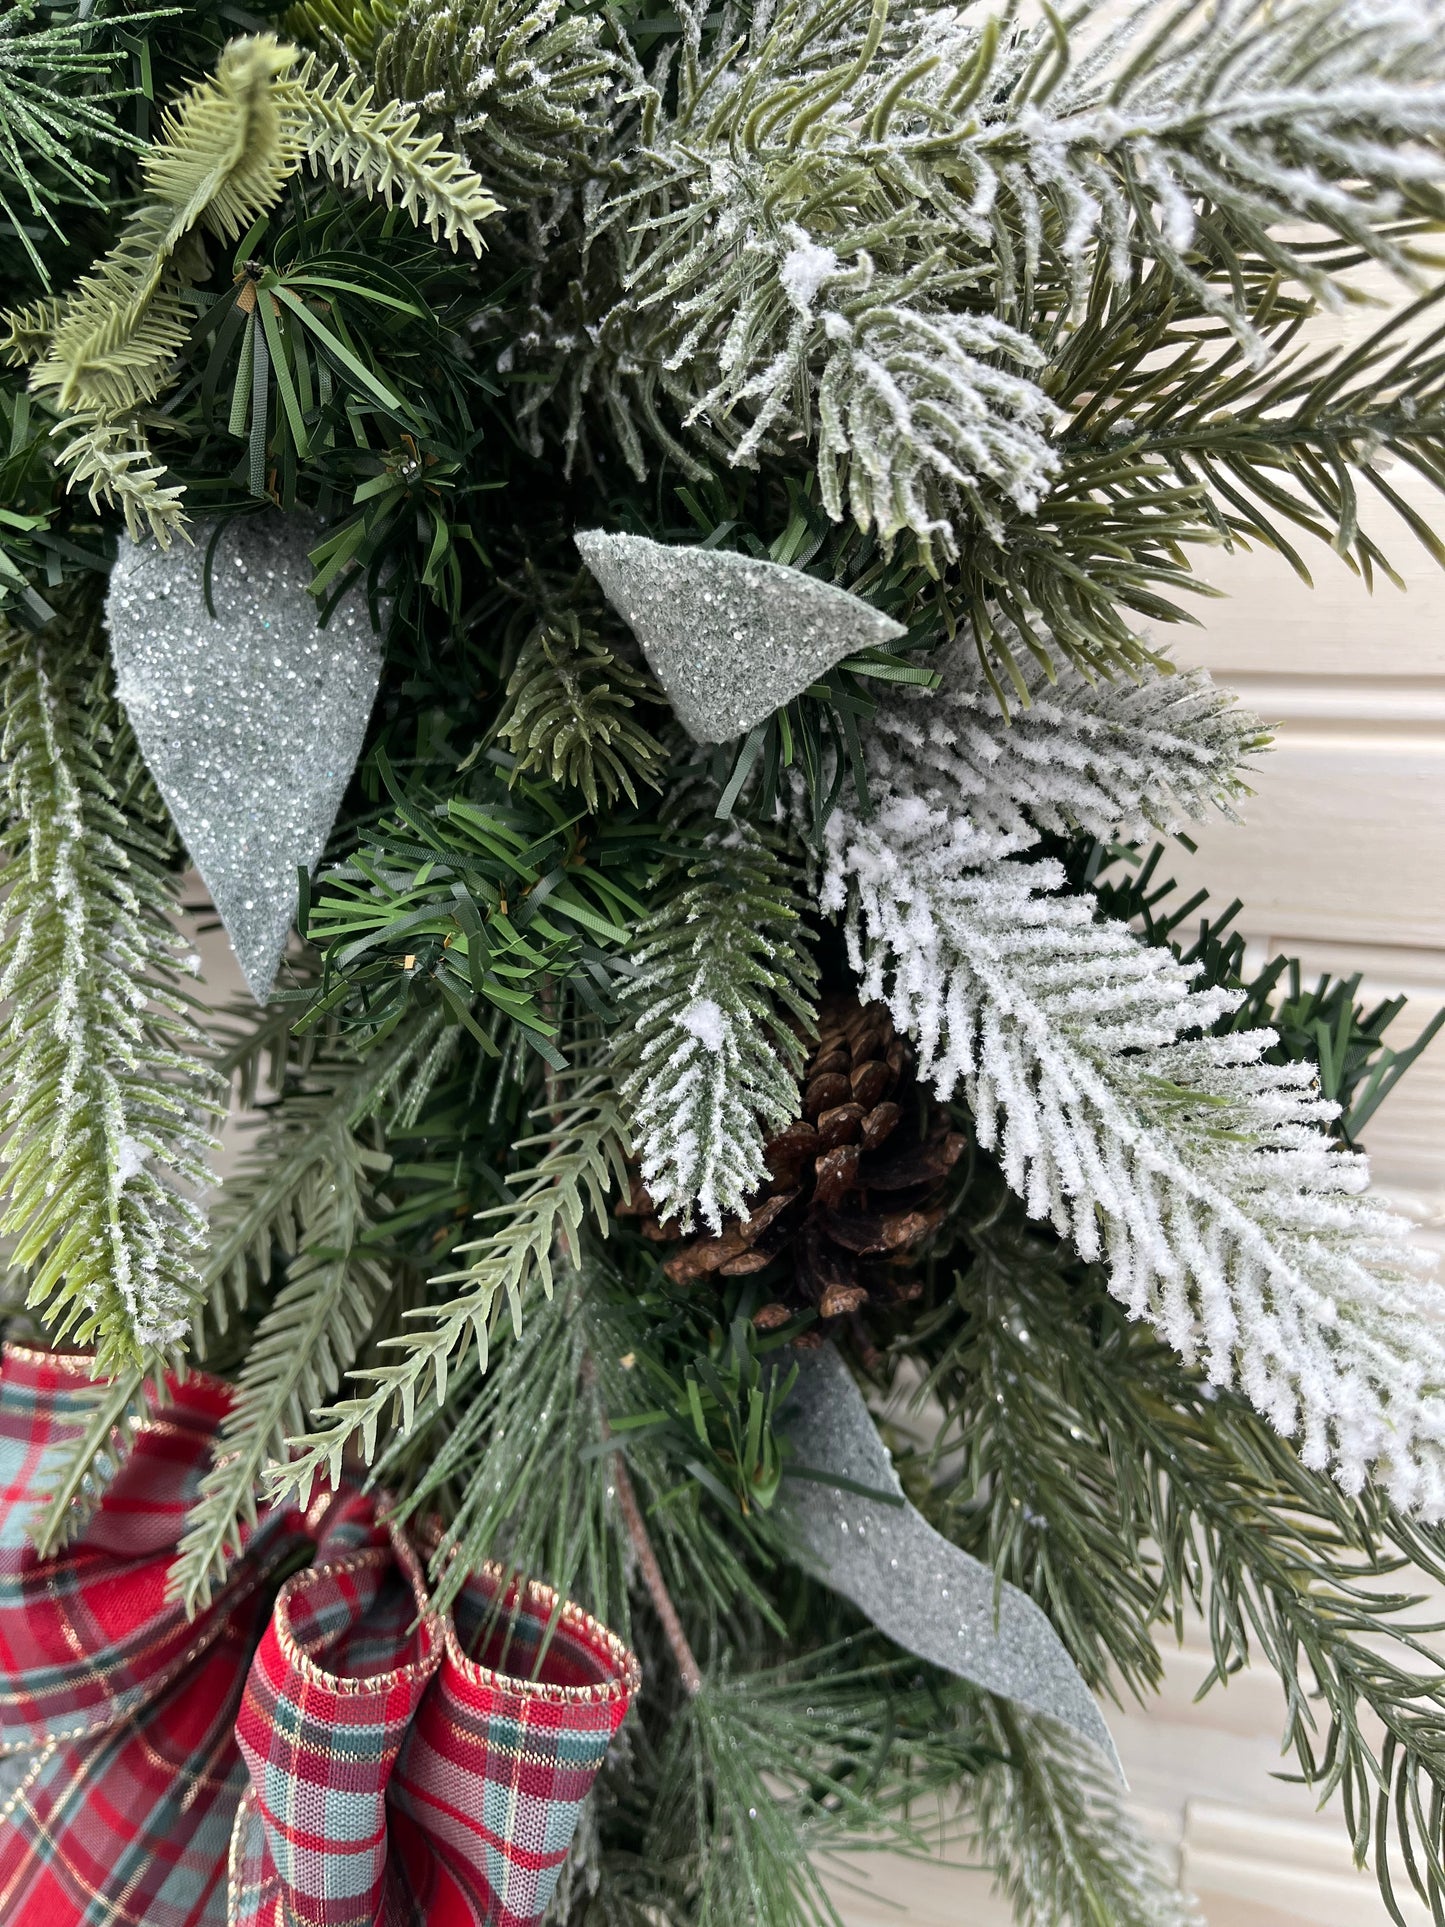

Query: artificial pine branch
<box><xmin>495</xmin><ymin>611</ymin><xmax>669</xmax><ymax>811</ymax></box>
<box><xmin>293</xmin><ymin>0</ymin><xmax>620</xmax><ymax>201</ymax></box>
<box><xmin>0</xmin><ymin>592</ymin><xmax>224</xmax><ymax>1367</ymax></box>
<box><xmin>27</xmin><ymin>1363</ymin><xmax>150</xmax><ymax>1558</ymax></box>
<box><xmin>2</xmin><ymin>33</ymin><xmax>498</xmax><ymax>544</ymax></box>
<box><xmin>274</xmin><ymin>1081</ymin><xmax>629</xmax><ymax>1501</ymax></box>
<box><xmin>0</xmin><ymin>1</ymin><xmax>141</xmax><ymax>281</ymax></box>
<box><xmin>198</xmin><ymin>1007</ymin><xmax>445</xmax><ymax>1333</ymax></box>
<box><xmin>290</xmin><ymin>56</ymin><xmax>501</xmax><ymax>247</ymax></box>
<box><xmin>965</xmin><ymin>1700</ymin><xmax>1200</xmax><ymax>1927</ymax></box>
<box><xmin>380</xmin><ymin>1266</ymin><xmax>772</xmax><ymax>1631</ymax></box>
<box><xmin>172</xmin><ymin>1129</ymin><xmax>391</xmax><ymax>1609</ymax></box>
<box><xmin>823</xmin><ymin>750</ymin><xmax>1445</xmax><ymax>1510</ymax></box>
<box><xmin>613</xmin><ymin>834</ymin><xmax>819</xmax><ymax>1234</ymax></box>
<box><xmin>867</xmin><ymin>633</ymin><xmax>1267</xmax><ymax>834</ymax></box>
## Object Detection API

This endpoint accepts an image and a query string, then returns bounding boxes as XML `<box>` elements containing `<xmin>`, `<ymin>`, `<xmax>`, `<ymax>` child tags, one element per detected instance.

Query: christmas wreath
<box><xmin>3</xmin><ymin>0</ymin><xmax>1445</xmax><ymax>1921</ymax></box>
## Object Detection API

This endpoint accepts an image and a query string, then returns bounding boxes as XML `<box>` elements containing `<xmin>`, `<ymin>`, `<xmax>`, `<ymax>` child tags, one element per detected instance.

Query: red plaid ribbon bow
<box><xmin>0</xmin><ymin>1345</ymin><xmax>640</xmax><ymax>1927</ymax></box>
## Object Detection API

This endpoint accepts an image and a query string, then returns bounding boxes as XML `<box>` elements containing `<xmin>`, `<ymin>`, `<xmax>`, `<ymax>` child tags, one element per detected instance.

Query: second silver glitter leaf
<box><xmin>575</xmin><ymin>530</ymin><xmax>906</xmax><ymax>743</ymax></box>
<box><xmin>106</xmin><ymin>514</ymin><xmax>382</xmax><ymax>1002</ymax></box>
<box><xmin>777</xmin><ymin>1344</ymin><xmax>1121</xmax><ymax>1772</ymax></box>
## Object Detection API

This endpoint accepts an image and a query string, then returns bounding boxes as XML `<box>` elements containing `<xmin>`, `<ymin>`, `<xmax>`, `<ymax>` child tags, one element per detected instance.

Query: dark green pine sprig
<box><xmin>295</xmin><ymin>749</ymin><xmax>680</xmax><ymax>1063</ymax></box>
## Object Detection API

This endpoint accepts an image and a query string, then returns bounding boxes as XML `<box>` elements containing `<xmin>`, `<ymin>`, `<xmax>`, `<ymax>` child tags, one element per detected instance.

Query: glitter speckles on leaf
<box><xmin>575</xmin><ymin>530</ymin><xmax>906</xmax><ymax>743</ymax></box>
<box><xmin>106</xmin><ymin>515</ymin><xmax>382</xmax><ymax>1002</ymax></box>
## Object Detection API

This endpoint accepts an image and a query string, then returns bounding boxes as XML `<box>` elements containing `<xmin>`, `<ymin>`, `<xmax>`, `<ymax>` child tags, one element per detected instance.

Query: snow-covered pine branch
<box><xmin>614</xmin><ymin>836</ymin><xmax>819</xmax><ymax>1234</ymax></box>
<box><xmin>0</xmin><ymin>598</ymin><xmax>224</xmax><ymax>1366</ymax></box>
<box><xmin>870</xmin><ymin>634</ymin><xmax>1269</xmax><ymax>850</ymax></box>
<box><xmin>543</xmin><ymin>0</ymin><xmax>1445</xmax><ymax>555</ymax></box>
<box><xmin>820</xmin><ymin>656</ymin><xmax>1445</xmax><ymax>1514</ymax></box>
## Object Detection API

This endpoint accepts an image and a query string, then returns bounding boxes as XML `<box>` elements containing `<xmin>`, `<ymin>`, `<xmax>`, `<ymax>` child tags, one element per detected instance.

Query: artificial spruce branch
<box><xmin>496</xmin><ymin>611</ymin><xmax>668</xmax><ymax>811</ymax></box>
<box><xmin>966</xmin><ymin>1701</ymin><xmax>1200</xmax><ymax>1927</ymax></box>
<box><xmin>28</xmin><ymin>1364</ymin><xmax>150</xmax><ymax>1558</ymax></box>
<box><xmin>197</xmin><ymin>1007</ymin><xmax>445</xmax><ymax>1332</ymax></box>
<box><xmin>0</xmin><ymin>595</ymin><xmax>223</xmax><ymax>1367</ymax></box>
<box><xmin>173</xmin><ymin>1130</ymin><xmax>390</xmax><ymax>1609</ymax></box>
<box><xmin>290</xmin><ymin>56</ymin><xmax>500</xmax><ymax>247</ymax></box>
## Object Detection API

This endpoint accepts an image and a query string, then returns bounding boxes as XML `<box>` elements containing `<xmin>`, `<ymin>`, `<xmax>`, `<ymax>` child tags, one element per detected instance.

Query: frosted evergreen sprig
<box><xmin>822</xmin><ymin>759</ymin><xmax>1445</xmax><ymax>1514</ymax></box>
<box><xmin>613</xmin><ymin>836</ymin><xmax>820</xmax><ymax>1235</ymax></box>
<box><xmin>0</xmin><ymin>1</ymin><xmax>141</xmax><ymax>281</ymax></box>
<box><xmin>0</xmin><ymin>597</ymin><xmax>225</xmax><ymax>1368</ymax></box>
<box><xmin>543</xmin><ymin>0</ymin><xmax>1445</xmax><ymax>560</ymax></box>
<box><xmin>870</xmin><ymin>633</ymin><xmax>1269</xmax><ymax>850</ymax></box>
<box><xmin>968</xmin><ymin>1702</ymin><xmax>1202</xmax><ymax>1927</ymax></box>
<box><xmin>345</xmin><ymin>0</ymin><xmax>622</xmax><ymax>200</ymax></box>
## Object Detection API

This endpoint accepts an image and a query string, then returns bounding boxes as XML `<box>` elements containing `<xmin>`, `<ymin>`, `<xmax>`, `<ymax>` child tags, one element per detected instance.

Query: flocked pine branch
<box><xmin>821</xmin><ymin>663</ymin><xmax>1445</xmax><ymax>1513</ymax></box>
<box><xmin>1</xmin><ymin>33</ymin><xmax>498</xmax><ymax>544</ymax></box>
<box><xmin>868</xmin><ymin>631</ymin><xmax>1267</xmax><ymax>840</ymax></box>
<box><xmin>612</xmin><ymin>836</ymin><xmax>819</xmax><ymax>1234</ymax></box>
<box><xmin>922</xmin><ymin>1187</ymin><xmax>1445</xmax><ymax>1922</ymax></box>
<box><xmin>536</xmin><ymin>0</ymin><xmax>1445</xmax><ymax>561</ymax></box>
<box><xmin>292</xmin><ymin>0</ymin><xmax>621</xmax><ymax>200</ymax></box>
<box><xmin>0</xmin><ymin>594</ymin><xmax>224</xmax><ymax>1368</ymax></box>
<box><xmin>272</xmin><ymin>1080</ymin><xmax>629</xmax><ymax>1502</ymax></box>
<box><xmin>0</xmin><ymin>1</ymin><xmax>141</xmax><ymax>281</ymax></box>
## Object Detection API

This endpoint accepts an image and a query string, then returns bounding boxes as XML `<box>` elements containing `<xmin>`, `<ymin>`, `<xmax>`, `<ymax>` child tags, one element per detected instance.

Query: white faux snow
<box><xmin>778</xmin><ymin>227</ymin><xmax>838</xmax><ymax>312</ymax></box>
<box><xmin>679</xmin><ymin>996</ymin><xmax>728</xmax><ymax>1052</ymax></box>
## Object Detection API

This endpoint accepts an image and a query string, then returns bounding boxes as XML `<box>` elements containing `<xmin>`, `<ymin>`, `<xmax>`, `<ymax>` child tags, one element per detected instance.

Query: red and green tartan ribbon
<box><xmin>0</xmin><ymin>1344</ymin><xmax>640</xmax><ymax>1927</ymax></box>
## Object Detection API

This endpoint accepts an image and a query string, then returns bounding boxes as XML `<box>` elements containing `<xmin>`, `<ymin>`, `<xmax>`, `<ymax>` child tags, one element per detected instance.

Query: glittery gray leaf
<box><xmin>777</xmin><ymin>1344</ymin><xmax>1121</xmax><ymax>1773</ymax></box>
<box><xmin>106</xmin><ymin>515</ymin><xmax>382</xmax><ymax>1003</ymax></box>
<box><xmin>575</xmin><ymin>530</ymin><xmax>906</xmax><ymax>743</ymax></box>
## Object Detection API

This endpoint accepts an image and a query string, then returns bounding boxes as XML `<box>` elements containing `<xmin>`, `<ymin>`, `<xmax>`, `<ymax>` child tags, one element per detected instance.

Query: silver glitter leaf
<box><xmin>575</xmin><ymin>530</ymin><xmax>906</xmax><ymax>743</ymax></box>
<box><xmin>777</xmin><ymin>1344</ymin><xmax>1121</xmax><ymax>1773</ymax></box>
<box><xmin>106</xmin><ymin>515</ymin><xmax>382</xmax><ymax>1003</ymax></box>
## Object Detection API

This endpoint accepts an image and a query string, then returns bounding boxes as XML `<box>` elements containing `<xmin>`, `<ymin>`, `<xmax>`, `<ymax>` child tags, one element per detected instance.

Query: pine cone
<box><xmin>621</xmin><ymin>995</ymin><xmax>965</xmax><ymax>1363</ymax></box>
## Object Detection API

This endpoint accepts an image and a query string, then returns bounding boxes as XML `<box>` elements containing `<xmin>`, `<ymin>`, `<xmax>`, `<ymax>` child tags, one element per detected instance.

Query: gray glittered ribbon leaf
<box><xmin>777</xmin><ymin>1344</ymin><xmax>1121</xmax><ymax>1774</ymax></box>
<box><xmin>574</xmin><ymin>529</ymin><xmax>906</xmax><ymax>743</ymax></box>
<box><xmin>107</xmin><ymin>514</ymin><xmax>382</xmax><ymax>1003</ymax></box>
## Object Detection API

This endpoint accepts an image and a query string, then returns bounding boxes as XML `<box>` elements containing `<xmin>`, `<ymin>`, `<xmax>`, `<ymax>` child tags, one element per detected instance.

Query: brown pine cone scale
<box><xmin>624</xmin><ymin>994</ymin><xmax>966</xmax><ymax>1362</ymax></box>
